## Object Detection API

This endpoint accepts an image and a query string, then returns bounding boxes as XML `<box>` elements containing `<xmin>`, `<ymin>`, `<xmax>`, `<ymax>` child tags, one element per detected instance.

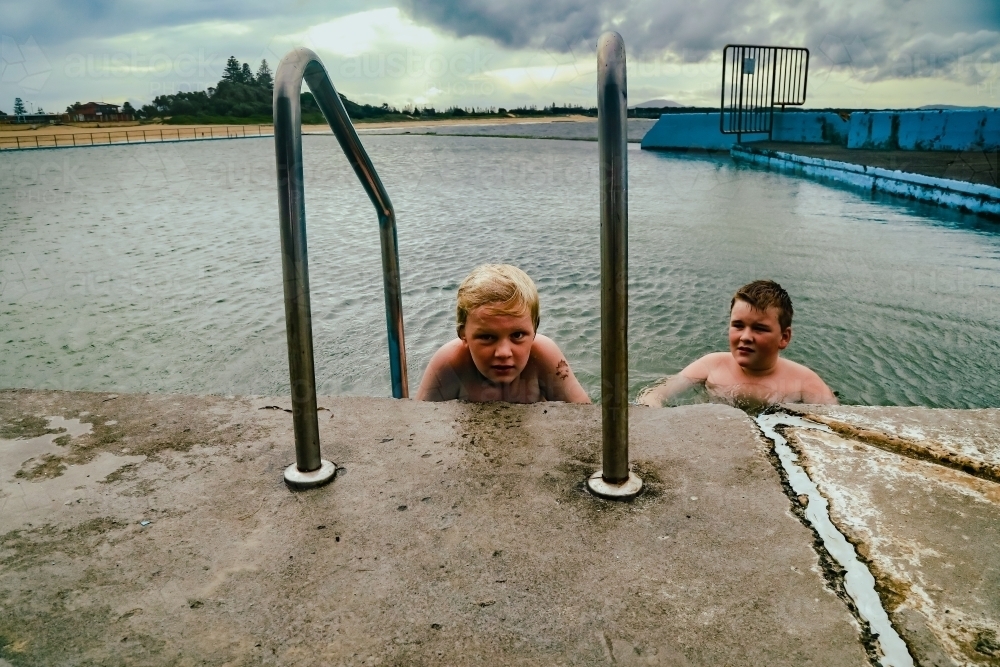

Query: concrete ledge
<box><xmin>731</xmin><ymin>144</ymin><xmax>1000</xmax><ymax>219</ymax></box>
<box><xmin>0</xmin><ymin>390</ymin><xmax>869</xmax><ymax>666</ymax></box>
<box><xmin>780</xmin><ymin>405</ymin><xmax>1000</xmax><ymax>666</ymax></box>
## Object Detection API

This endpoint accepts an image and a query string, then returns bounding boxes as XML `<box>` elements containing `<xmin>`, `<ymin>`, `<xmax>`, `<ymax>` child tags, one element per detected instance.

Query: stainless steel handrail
<box><xmin>588</xmin><ymin>32</ymin><xmax>642</xmax><ymax>500</ymax></box>
<box><xmin>273</xmin><ymin>47</ymin><xmax>408</xmax><ymax>489</ymax></box>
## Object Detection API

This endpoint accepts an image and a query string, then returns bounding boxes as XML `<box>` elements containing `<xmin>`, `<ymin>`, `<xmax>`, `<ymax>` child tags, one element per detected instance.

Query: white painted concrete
<box><xmin>731</xmin><ymin>144</ymin><xmax>1000</xmax><ymax>218</ymax></box>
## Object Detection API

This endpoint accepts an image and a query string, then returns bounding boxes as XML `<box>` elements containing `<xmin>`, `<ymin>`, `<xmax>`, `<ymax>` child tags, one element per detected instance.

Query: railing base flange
<box><xmin>284</xmin><ymin>460</ymin><xmax>337</xmax><ymax>490</ymax></box>
<box><xmin>586</xmin><ymin>470</ymin><xmax>643</xmax><ymax>500</ymax></box>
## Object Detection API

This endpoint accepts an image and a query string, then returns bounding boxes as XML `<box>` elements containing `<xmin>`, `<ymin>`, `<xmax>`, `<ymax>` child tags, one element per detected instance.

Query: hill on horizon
<box><xmin>917</xmin><ymin>104</ymin><xmax>995</xmax><ymax>110</ymax></box>
<box><xmin>631</xmin><ymin>99</ymin><xmax>683</xmax><ymax>108</ymax></box>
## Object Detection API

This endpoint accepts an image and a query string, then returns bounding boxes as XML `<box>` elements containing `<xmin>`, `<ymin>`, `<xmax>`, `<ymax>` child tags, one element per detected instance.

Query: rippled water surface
<box><xmin>3</xmin><ymin>134</ymin><xmax>1000</xmax><ymax>407</ymax></box>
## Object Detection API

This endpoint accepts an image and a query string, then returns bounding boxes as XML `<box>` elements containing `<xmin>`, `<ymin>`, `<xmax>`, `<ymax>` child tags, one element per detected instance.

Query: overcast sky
<box><xmin>1</xmin><ymin>0</ymin><xmax>997</xmax><ymax>113</ymax></box>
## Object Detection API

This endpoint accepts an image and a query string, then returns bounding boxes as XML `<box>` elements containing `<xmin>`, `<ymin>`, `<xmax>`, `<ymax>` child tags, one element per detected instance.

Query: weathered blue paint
<box><xmin>640</xmin><ymin>111</ymin><xmax>850</xmax><ymax>150</ymax></box>
<box><xmin>639</xmin><ymin>112</ymin><xmax>767</xmax><ymax>150</ymax></box>
<box><xmin>641</xmin><ymin>109</ymin><xmax>999</xmax><ymax>152</ymax></box>
<box><xmin>772</xmin><ymin>112</ymin><xmax>850</xmax><ymax>145</ymax></box>
<box><xmin>731</xmin><ymin>143</ymin><xmax>1000</xmax><ymax>219</ymax></box>
<box><xmin>846</xmin><ymin>109</ymin><xmax>1000</xmax><ymax>151</ymax></box>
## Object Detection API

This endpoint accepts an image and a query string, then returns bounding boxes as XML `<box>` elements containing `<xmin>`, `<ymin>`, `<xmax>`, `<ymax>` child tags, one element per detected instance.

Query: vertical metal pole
<box><xmin>768</xmin><ymin>48</ymin><xmax>778</xmax><ymax>139</ymax></box>
<box><xmin>587</xmin><ymin>31</ymin><xmax>642</xmax><ymax>501</ymax></box>
<box><xmin>274</xmin><ymin>61</ymin><xmax>331</xmax><ymax>489</ymax></box>
<box><xmin>720</xmin><ymin>47</ymin><xmax>728</xmax><ymax>134</ymax></box>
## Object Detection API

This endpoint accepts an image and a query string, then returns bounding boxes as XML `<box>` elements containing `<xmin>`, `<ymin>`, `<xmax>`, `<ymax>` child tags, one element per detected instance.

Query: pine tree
<box><xmin>13</xmin><ymin>97</ymin><xmax>26</xmax><ymax>115</ymax></box>
<box><xmin>222</xmin><ymin>56</ymin><xmax>242</xmax><ymax>83</ymax></box>
<box><xmin>240</xmin><ymin>62</ymin><xmax>253</xmax><ymax>84</ymax></box>
<box><xmin>256</xmin><ymin>60</ymin><xmax>273</xmax><ymax>89</ymax></box>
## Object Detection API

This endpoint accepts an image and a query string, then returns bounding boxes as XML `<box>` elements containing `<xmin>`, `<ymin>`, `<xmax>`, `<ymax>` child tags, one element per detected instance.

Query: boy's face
<box><xmin>459</xmin><ymin>304</ymin><xmax>536</xmax><ymax>384</ymax></box>
<box><xmin>728</xmin><ymin>300</ymin><xmax>791</xmax><ymax>371</ymax></box>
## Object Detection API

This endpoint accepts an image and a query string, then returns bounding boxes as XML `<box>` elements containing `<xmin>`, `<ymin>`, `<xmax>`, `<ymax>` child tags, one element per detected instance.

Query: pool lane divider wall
<box><xmin>588</xmin><ymin>31</ymin><xmax>643</xmax><ymax>500</ymax></box>
<box><xmin>756</xmin><ymin>413</ymin><xmax>915</xmax><ymax>667</ymax></box>
<box><xmin>731</xmin><ymin>143</ymin><xmax>1000</xmax><ymax>219</ymax></box>
<box><xmin>273</xmin><ymin>47</ymin><xmax>409</xmax><ymax>489</ymax></box>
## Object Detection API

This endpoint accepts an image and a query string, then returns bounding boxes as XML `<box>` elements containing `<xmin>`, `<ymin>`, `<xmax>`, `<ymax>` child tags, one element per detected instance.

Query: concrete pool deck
<box><xmin>1</xmin><ymin>390</ymin><xmax>998</xmax><ymax>665</ymax></box>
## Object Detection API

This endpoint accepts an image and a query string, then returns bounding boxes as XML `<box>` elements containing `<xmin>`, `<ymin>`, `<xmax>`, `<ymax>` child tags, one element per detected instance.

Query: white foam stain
<box><xmin>756</xmin><ymin>413</ymin><xmax>914</xmax><ymax>667</ymax></box>
<box><xmin>822</xmin><ymin>410</ymin><xmax>1000</xmax><ymax>467</ymax></box>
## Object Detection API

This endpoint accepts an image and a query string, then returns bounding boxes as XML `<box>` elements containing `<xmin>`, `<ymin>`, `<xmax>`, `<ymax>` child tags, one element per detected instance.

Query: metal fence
<box><xmin>720</xmin><ymin>45</ymin><xmax>809</xmax><ymax>140</ymax></box>
<box><xmin>0</xmin><ymin>125</ymin><xmax>273</xmax><ymax>150</ymax></box>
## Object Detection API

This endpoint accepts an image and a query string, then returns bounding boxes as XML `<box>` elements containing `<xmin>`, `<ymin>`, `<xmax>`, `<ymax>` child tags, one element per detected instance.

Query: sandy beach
<box><xmin>2</xmin><ymin>114</ymin><xmax>595</xmax><ymax>139</ymax></box>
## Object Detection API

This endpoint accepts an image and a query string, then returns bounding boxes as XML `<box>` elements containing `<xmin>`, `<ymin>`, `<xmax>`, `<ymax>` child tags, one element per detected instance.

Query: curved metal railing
<box><xmin>273</xmin><ymin>47</ymin><xmax>408</xmax><ymax>488</ymax></box>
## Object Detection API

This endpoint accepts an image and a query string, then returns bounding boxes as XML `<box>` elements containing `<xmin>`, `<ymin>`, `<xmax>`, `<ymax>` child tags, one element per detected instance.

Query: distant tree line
<box><xmin>129</xmin><ymin>55</ymin><xmax>697</xmax><ymax>124</ymax></box>
<box><xmin>8</xmin><ymin>97</ymin><xmax>46</xmax><ymax>115</ymax></box>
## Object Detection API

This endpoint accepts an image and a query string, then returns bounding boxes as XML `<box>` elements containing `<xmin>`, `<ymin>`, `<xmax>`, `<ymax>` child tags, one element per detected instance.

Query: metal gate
<box><xmin>720</xmin><ymin>45</ymin><xmax>809</xmax><ymax>141</ymax></box>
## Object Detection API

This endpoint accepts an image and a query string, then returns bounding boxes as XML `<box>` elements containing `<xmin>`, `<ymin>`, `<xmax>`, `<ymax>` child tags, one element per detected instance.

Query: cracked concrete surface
<box><xmin>783</xmin><ymin>405</ymin><xmax>1000</xmax><ymax>667</ymax></box>
<box><xmin>0</xmin><ymin>389</ymin><xmax>867</xmax><ymax>666</ymax></box>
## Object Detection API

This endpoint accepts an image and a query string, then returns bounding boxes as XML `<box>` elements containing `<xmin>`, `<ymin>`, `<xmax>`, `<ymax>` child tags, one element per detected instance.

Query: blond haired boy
<box><xmin>638</xmin><ymin>280</ymin><xmax>837</xmax><ymax>407</ymax></box>
<box><xmin>417</xmin><ymin>264</ymin><xmax>591</xmax><ymax>403</ymax></box>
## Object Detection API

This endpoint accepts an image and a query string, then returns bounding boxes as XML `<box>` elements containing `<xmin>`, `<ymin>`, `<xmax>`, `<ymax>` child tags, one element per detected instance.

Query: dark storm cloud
<box><xmin>0</xmin><ymin>0</ymin><xmax>379</xmax><ymax>44</ymax></box>
<box><xmin>399</xmin><ymin>0</ymin><xmax>1000</xmax><ymax>82</ymax></box>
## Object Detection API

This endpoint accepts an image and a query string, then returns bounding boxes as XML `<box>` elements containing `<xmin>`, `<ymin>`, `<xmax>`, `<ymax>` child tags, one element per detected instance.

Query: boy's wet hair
<box><xmin>456</xmin><ymin>264</ymin><xmax>540</xmax><ymax>335</ymax></box>
<box><xmin>731</xmin><ymin>280</ymin><xmax>793</xmax><ymax>330</ymax></box>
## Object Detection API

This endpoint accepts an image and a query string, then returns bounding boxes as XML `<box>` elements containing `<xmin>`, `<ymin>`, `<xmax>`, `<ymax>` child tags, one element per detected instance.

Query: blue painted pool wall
<box><xmin>772</xmin><ymin>112</ymin><xmax>850</xmax><ymax>144</ymax></box>
<box><xmin>639</xmin><ymin>113</ymin><xmax>763</xmax><ymax>150</ymax></box>
<box><xmin>640</xmin><ymin>112</ymin><xmax>849</xmax><ymax>150</ymax></box>
<box><xmin>847</xmin><ymin>109</ymin><xmax>1000</xmax><ymax>150</ymax></box>
<box><xmin>642</xmin><ymin>109</ymin><xmax>1000</xmax><ymax>151</ymax></box>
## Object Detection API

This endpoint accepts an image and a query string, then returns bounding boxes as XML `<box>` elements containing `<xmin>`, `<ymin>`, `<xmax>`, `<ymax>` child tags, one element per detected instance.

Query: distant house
<box><xmin>65</xmin><ymin>102</ymin><xmax>134</xmax><ymax>122</ymax></box>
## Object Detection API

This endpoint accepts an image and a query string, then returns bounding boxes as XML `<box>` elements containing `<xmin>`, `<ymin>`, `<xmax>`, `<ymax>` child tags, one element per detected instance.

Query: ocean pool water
<box><xmin>2</xmin><ymin>133</ymin><xmax>1000</xmax><ymax>407</ymax></box>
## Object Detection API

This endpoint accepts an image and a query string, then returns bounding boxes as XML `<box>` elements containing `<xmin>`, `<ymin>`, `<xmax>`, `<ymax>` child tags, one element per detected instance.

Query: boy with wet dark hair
<box><xmin>638</xmin><ymin>279</ymin><xmax>837</xmax><ymax>407</ymax></box>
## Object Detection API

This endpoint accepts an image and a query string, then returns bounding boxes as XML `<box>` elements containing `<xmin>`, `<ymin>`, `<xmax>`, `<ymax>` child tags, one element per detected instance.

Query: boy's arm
<box><xmin>415</xmin><ymin>341</ymin><xmax>464</xmax><ymax>401</ymax></box>
<box><xmin>636</xmin><ymin>354</ymin><xmax>717</xmax><ymax>407</ymax></box>
<box><xmin>532</xmin><ymin>335</ymin><xmax>591</xmax><ymax>404</ymax></box>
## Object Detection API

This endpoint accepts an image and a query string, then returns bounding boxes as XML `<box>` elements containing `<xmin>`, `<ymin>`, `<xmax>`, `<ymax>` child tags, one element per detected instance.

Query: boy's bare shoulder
<box><xmin>681</xmin><ymin>352</ymin><xmax>730</xmax><ymax>379</ymax></box>
<box><xmin>416</xmin><ymin>339</ymin><xmax>470</xmax><ymax>401</ymax></box>
<box><xmin>778</xmin><ymin>358</ymin><xmax>838</xmax><ymax>403</ymax></box>
<box><xmin>429</xmin><ymin>337</ymin><xmax>466</xmax><ymax>363</ymax></box>
<box><xmin>529</xmin><ymin>334</ymin><xmax>565</xmax><ymax>365</ymax></box>
<box><xmin>777</xmin><ymin>357</ymin><xmax>824</xmax><ymax>381</ymax></box>
<box><xmin>701</xmin><ymin>352</ymin><xmax>732</xmax><ymax>365</ymax></box>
